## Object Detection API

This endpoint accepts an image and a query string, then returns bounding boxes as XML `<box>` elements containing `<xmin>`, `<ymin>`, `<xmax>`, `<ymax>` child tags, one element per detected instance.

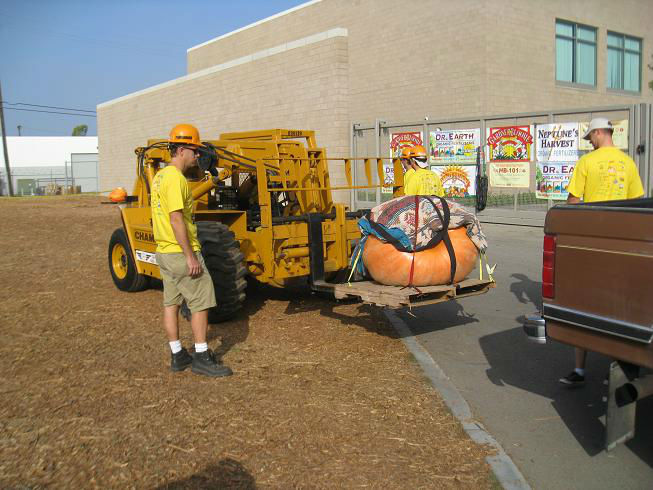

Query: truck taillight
<box><xmin>542</xmin><ymin>234</ymin><xmax>556</xmax><ymax>299</ymax></box>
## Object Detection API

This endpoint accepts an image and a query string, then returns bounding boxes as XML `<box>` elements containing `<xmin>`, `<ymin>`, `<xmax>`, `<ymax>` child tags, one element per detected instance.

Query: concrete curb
<box><xmin>384</xmin><ymin>309</ymin><xmax>531</xmax><ymax>490</ymax></box>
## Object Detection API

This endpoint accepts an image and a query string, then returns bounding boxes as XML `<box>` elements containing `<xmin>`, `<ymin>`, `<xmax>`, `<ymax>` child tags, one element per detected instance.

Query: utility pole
<box><xmin>17</xmin><ymin>125</ymin><xmax>21</xmax><ymax>136</ymax></box>
<box><xmin>0</xmin><ymin>80</ymin><xmax>14</xmax><ymax>196</ymax></box>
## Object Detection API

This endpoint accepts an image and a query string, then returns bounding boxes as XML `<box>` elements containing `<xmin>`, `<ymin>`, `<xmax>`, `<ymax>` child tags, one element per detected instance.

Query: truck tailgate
<box><xmin>543</xmin><ymin>203</ymin><xmax>653</xmax><ymax>368</ymax></box>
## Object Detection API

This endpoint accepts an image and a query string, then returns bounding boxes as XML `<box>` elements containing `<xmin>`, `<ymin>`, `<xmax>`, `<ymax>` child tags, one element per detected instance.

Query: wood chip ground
<box><xmin>0</xmin><ymin>196</ymin><xmax>493</xmax><ymax>489</ymax></box>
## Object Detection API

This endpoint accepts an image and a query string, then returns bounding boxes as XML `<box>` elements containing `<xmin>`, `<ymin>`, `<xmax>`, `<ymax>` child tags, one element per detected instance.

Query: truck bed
<box><xmin>312</xmin><ymin>278</ymin><xmax>495</xmax><ymax>308</ymax></box>
<box><xmin>542</xmin><ymin>198</ymin><xmax>653</xmax><ymax>369</ymax></box>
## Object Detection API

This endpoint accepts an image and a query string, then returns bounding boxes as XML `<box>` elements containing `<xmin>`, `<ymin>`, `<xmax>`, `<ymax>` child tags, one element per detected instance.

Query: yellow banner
<box><xmin>579</xmin><ymin>119</ymin><xmax>628</xmax><ymax>150</ymax></box>
<box><xmin>489</xmin><ymin>161</ymin><xmax>530</xmax><ymax>188</ymax></box>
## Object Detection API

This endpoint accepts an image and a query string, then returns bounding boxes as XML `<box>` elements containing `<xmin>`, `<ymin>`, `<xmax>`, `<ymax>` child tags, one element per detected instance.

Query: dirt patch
<box><xmin>0</xmin><ymin>196</ymin><xmax>492</xmax><ymax>488</ymax></box>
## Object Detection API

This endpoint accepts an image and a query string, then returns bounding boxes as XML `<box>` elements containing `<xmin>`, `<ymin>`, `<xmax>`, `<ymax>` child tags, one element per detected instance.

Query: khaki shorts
<box><xmin>156</xmin><ymin>252</ymin><xmax>217</xmax><ymax>313</ymax></box>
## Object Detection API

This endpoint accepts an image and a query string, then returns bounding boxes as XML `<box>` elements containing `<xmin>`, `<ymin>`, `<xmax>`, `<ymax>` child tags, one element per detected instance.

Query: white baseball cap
<box><xmin>414</xmin><ymin>156</ymin><xmax>429</xmax><ymax>169</ymax></box>
<box><xmin>582</xmin><ymin>117</ymin><xmax>613</xmax><ymax>140</ymax></box>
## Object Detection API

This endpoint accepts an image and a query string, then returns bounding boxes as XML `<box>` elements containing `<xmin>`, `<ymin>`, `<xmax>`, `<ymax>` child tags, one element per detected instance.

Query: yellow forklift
<box><xmin>108</xmin><ymin>129</ymin><xmax>493</xmax><ymax>322</ymax></box>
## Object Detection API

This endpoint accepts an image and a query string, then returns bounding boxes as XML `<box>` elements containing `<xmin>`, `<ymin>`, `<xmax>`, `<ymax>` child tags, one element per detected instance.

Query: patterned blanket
<box><xmin>368</xmin><ymin>195</ymin><xmax>488</xmax><ymax>252</ymax></box>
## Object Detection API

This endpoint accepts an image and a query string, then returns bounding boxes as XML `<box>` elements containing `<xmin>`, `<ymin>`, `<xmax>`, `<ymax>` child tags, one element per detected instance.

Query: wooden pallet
<box><xmin>312</xmin><ymin>278</ymin><xmax>495</xmax><ymax>308</ymax></box>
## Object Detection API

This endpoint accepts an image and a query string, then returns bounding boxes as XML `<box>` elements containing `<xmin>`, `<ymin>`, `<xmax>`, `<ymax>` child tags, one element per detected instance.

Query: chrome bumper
<box><xmin>523</xmin><ymin>313</ymin><xmax>546</xmax><ymax>344</ymax></box>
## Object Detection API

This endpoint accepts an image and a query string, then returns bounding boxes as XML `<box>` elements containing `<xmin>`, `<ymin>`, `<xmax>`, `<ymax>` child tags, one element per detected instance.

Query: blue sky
<box><xmin>0</xmin><ymin>0</ymin><xmax>306</xmax><ymax>136</ymax></box>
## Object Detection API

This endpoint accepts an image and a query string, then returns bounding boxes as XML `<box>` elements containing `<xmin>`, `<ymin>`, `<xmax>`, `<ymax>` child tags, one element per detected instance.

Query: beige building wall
<box><xmin>98</xmin><ymin>33</ymin><xmax>350</xmax><ymax>203</ymax></box>
<box><xmin>484</xmin><ymin>0</ymin><xmax>653</xmax><ymax>114</ymax></box>
<box><xmin>188</xmin><ymin>0</ymin><xmax>490</xmax><ymax>122</ymax></box>
<box><xmin>188</xmin><ymin>0</ymin><xmax>652</xmax><ymax>123</ymax></box>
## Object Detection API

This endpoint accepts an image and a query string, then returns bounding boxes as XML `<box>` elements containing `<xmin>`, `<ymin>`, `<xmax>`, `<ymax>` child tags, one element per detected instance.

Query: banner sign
<box><xmin>429</xmin><ymin>129</ymin><xmax>480</xmax><ymax>163</ymax></box>
<box><xmin>535</xmin><ymin>123</ymin><xmax>580</xmax><ymax>162</ymax></box>
<box><xmin>489</xmin><ymin>161</ymin><xmax>530</xmax><ymax>188</ymax></box>
<box><xmin>536</xmin><ymin>162</ymin><xmax>576</xmax><ymax>200</ymax></box>
<box><xmin>487</xmin><ymin>125</ymin><xmax>533</xmax><ymax>162</ymax></box>
<box><xmin>387</xmin><ymin>132</ymin><xmax>423</xmax><ymax>194</ymax></box>
<box><xmin>382</xmin><ymin>162</ymin><xmax>396</xmax><ymax>194</ymax></box>
<box><xmin>432</xmin><ymin>165</ymin><xmax>477</xmax><ymax>197</ymax></box>
<box><xmin>390</xmin><ymin>131</ymin><xmax>423</xmax><ymax>157</ymax></box>
<box><xmin>579</xmin><ymin>119</ymin><xmax>628</xmax><ymax>150</ymax></box>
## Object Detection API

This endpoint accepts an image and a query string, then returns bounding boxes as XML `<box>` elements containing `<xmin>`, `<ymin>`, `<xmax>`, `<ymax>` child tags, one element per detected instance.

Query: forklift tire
<box><xmin>108</xmin><ymin>228</ymin><xmax>149</xmax><ymax>292</ymax></box>
<box><xmin>197</xmin><ymin>221</ymin><xmax>247</xmax><ymax>323</ymax></box>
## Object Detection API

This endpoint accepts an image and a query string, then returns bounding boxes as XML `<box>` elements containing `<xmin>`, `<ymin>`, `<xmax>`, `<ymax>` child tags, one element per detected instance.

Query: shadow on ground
<box><xmin>206</xmin><ymin>277</ymin><xmax>400</xmax><ymax>356</ymax></box>
<box><xmin>479</xmin><ymin>324</ymin><xmax>653</xmax><ymax>465</ymax></box>
<box><xmin>207</xmin><ymin>279</ymin><xmax>263</xmax><ymax>356</ymax></box>
<box><xmin>510</xmin><ymin>273</ymin><xmax>542</xmax><ymax>310</ymax></box>
<box><xmin>156</xmin><ymin>458</ymin><xmax>256</xmax><ymax>489</ymax></box>
<box><xmin>284</xmin><ymin>282</ymin><xmax>399</xmax><ymax>339</ymax></box>
<box><xmin>396</xmin><ymin>299</ymin><xmax>479</xmax><ymax>336</ymax></box>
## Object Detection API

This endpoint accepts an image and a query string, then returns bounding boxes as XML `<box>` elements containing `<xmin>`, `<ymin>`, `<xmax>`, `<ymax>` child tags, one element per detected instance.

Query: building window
<box><xmin>555</xmin><ymin>20</ymin><xmax>596</xmax><ymax>86</ymax></box>
<box><xmin>607</xmin><ymin>32</ymin><xmax>641</xmax><ymax>92</ymax></box>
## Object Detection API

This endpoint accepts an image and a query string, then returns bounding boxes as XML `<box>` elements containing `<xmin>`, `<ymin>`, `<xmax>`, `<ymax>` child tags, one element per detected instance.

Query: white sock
<box><xmin>195</xmin><ymin>342</ymin><xmax>208</xmax><ymax>353</ymax></box>
<box><xmin>169</xmin><ymin>340</ymin><xmax>182</xmax><ymax>354</ymax></box>
<box><xmin>574</xmin><ymin>368</ymin><xmax>585</xmax><ymax>376</ymax></box>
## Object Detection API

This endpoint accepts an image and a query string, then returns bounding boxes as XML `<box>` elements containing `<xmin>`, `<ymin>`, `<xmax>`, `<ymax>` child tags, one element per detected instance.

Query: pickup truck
<box><xmin>524</xmin><ymin>197</ymin><xmax>653</xmax><ymax>450</ymax></box>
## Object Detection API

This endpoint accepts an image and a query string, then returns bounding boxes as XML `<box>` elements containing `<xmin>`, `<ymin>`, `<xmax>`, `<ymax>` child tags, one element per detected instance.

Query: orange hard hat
<box><xmin>400</xmin><ymin>145</ymin><xmax>427</xmax><ymax>159</ymax></box>
<box><xmin>168</xmin><ymin>124</ymin><xmax>201</xmax><ymax>146</ymax></box>
<box><xmin>109</xmin><ymin>187</ymin><xmax>127</xmax><ymax>203</ymax></box>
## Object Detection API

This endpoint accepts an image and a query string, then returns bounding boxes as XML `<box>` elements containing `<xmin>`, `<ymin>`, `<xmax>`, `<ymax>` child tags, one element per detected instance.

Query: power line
<box><xmin>3</xmin><ymin>102</ymin><xmax>96</xmax><ymax>113</ymax></box>
<box><xmin>2</xmin><ymin>107</ymin><xmax>96</xmax><ymax>117</ymax></box>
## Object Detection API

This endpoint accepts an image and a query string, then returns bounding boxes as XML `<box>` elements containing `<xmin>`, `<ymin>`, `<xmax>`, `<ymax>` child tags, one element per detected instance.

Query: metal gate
<box><xmin>70</xmin><ymin>153</ymin><xmax>99</xmax><ymax>193</ymax></box>
<box><xmin>352</xmin><ymin>104</ymin><xmax>652</xmax><ymax>226</ymax></box>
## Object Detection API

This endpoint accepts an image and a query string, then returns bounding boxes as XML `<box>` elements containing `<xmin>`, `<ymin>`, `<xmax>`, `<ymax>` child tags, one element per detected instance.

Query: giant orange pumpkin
<box><xmin>362</xmin><ymin>227</ymin><xmax>478</xmax><ymax>286</ymax></box>
<box><xmin>109</xmin><ymin>187</ymin><xmax>127</xmax><ymax>203</ymax></box>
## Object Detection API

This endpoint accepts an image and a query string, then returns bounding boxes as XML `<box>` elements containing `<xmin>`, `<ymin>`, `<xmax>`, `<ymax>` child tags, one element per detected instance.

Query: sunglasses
<box><xmin>413</xmin><ymin>156</ymin><xmax>427</xmax><ymax>163</ymax></box>
<box><xmin>182</xmin><ymin>146</ymin><xmax>200</xmax><ymax>156</ymax></box>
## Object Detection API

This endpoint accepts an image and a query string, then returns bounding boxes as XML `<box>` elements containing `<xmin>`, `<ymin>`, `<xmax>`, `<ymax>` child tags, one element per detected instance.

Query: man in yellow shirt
<box><xmin>401</xmin><ymin>145</ymin><xmax>444</xmax><ymax>197</ymax></box>
<box><xmin>567</xmin><ymin>118</ymin><xmax>644</xmax><ymax>204</ymax></box>
<box><xmin>151</xmin><ymin>124</ymin><xmax>232</xmax><ymax>378</ymax></box>
<box><xmin>560</xmin><ymin>118</ymin><xmax>644</xmax><ymax>387</ymax></box>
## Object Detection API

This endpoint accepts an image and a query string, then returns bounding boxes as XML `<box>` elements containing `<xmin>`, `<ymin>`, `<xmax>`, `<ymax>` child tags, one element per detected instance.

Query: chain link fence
<box><xmin>352</xmin><ymin>104</ymin><xmax>651</xmax><ymax>226</ymax></box>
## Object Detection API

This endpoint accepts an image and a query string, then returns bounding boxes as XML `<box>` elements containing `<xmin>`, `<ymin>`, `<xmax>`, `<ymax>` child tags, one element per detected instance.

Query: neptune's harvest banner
<box><xmin>535</xmin><ymin>123</ymin><xmax>579</xmax><ymax>162</ymax></box>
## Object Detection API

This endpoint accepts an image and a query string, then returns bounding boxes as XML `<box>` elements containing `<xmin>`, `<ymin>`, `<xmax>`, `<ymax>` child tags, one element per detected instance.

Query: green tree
<box><xmin>72</xmin><ymin>124</ymin><xmax>88</xmax><ymax>136</ymax></box>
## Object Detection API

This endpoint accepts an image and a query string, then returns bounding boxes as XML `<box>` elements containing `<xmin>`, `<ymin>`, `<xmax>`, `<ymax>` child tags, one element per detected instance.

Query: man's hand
<box><xmin>169</xmin><ymin>210</ymin><xmax>202</xmax><ymax>277</ymax></box>
<box><xmin>566</xmin><ymin>193</ymin><xmax>581</xmax><ymax>204</ymax></box>
<box><xmin>186</xmin><ymin>253</ymin><xmax>203</xmax><ymax>278</ymax></box>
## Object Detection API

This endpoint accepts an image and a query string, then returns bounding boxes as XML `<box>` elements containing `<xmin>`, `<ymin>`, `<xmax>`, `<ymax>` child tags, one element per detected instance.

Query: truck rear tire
<box><xmin>196</xmin><ymin>221</ymin><xmax>247</xmax><ymax>323</ymax></box>
<box><xmin>108</xmin><ymin>228</ymin><xmax>149</xmax><ymax>292</ymax></box>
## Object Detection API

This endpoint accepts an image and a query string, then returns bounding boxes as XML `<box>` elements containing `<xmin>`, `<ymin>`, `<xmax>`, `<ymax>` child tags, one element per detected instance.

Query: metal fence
<box><xmin>70</xmin><ymin>153</ymin><xmax>99</xmax><ymax>193</ymax></box>
<box><xmin>0</xmin><ymin>153</ymin><xmax>99</xmax><ymax>196</ymax></box>
<box><xmin>352</xmin><ymin>104</ymin><xmax>652</xmax><ymax>226</ymax></box>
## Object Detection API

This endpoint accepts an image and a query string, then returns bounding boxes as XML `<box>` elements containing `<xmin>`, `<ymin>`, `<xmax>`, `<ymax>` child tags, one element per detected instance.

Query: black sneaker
<box><xmin>192</xmin><ymin>349</ymin><xmax>233</xmax><ymax>378</ymax></box>
<box><xmin>559</xmin><ymin>371</ymin><xmax>585</xmax><ymax>386</ymax></box>
<box><xmin>171</xmin><ymin>347</ymin><xmax>193</xmax><ymax>372</ymax></box>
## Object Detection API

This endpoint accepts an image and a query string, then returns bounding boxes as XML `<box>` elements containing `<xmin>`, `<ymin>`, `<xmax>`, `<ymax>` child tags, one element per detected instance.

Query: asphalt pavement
<box><xmin>397</xmin><ymin>223</ymin><xmax>653</xmax><ymax>489</ymax></box>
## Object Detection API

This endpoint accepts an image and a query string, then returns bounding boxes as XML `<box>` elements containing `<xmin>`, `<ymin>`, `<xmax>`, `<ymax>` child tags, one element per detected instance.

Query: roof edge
<box><xmin>187</xmin><ymin>0</ymin><xmax>323</xmax><ymax>53</ymax></box>
<box><xmin>98</xmin><ymin>27</ymin><xmax>348</xmax><ymax>110</ymax></box>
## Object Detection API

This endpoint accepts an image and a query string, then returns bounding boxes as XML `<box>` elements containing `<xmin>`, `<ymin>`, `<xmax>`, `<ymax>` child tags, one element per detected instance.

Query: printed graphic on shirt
<box><xmin>567</xmin><ymin>147</ymin><xmax>643</xmax><ymax>202</ymax></box>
